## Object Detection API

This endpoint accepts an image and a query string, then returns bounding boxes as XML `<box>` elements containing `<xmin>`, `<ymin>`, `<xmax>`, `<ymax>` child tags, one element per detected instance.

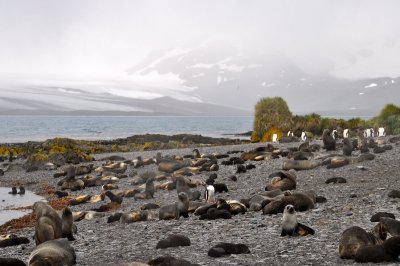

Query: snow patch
<box><xmin>359</xmin><ymin>92</ymin><xmax>364</xmax><ymax>95</ymax></box>
<box><xmin>58</xmin><ymin>88</ymin><xmax>81</xmax><ymax>94</ymax></box>
<box><xmin>392</xmin><ymin>80</ymin><xmax>396</xmax><ymax>84</ymax></box>
<box><xmin>364</xmin><ymin>83</ymin><xmax>377</xmax><ymax>88</ymax></box>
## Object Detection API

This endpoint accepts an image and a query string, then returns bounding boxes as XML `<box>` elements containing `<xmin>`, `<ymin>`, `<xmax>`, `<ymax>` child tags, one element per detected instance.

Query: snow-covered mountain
<box><xmin>128</xmin><ymin>42</ymin><xmax>400</xmax><ymax>117</ymax></box>
<box><xmin>0</xmin><ymin>87</ymin><xmax>249</xmax><ymax>116</ymax></box>
<box><xmin>1</xmin><ymin>42</ymin><xmax>399</xmax><ymax>117</ymax></box>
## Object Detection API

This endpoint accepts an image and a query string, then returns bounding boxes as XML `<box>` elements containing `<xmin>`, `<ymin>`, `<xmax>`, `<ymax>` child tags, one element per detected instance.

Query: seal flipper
<box><xmin>296</xmin><ymin>222</ymin><xmax>315</xmax><ymax>236</ymax></box>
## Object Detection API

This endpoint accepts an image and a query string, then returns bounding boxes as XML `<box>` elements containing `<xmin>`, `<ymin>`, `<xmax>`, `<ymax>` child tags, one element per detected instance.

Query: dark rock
<box><xmin>0</xmin><ymin>258</ymin><xmax>26</xmax><ymax>266</ymax></box>
<box><xmin>148</xmin><ymin>256</ymin><xmax>199</xmax><ymax>266</ymax></box>
<box><xmin>228</xmin><ymin>175</ymin><xmax>237</xmax><ymax>182</ymax></box>
<box><xmin>107</xmin><ymin>213</ymin><xmax>123</xmax><ymax>223</ymax></box>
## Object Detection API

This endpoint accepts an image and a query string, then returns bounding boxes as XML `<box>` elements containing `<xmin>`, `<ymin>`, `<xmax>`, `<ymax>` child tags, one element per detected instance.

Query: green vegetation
<box><xmin>252</xmin><ymin>97</ymin><xmax>292</xmax><ymax>142</ymax></box>
<box><xmin>371</xmin><ymin>104</ymin><xmax>400</xmax><ymax>134</ymax></box>
<box><xmin>252</xmin><ymin>98</ymin><xmax>400</xmax><ymax>142</ymax></box>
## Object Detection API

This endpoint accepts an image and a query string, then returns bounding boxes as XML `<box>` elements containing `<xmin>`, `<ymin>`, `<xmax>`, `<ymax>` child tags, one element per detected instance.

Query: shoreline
<box><xmin>0</xmin><ymin>136</ymin><xmax>399</xmax><ymax>265</ymax></box>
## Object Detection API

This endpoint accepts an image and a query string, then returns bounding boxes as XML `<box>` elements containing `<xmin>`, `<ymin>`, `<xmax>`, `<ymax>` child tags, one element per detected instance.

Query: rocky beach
<box><xmin>0</xmin><ymin>135</ymin><xmax>400</xmax><ymax>265</ymax></box>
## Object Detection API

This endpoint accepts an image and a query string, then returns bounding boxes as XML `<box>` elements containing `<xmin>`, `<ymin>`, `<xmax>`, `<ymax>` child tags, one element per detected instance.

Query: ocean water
<box><xmin>0</xmin><ymin>187</ymin><xmax>44</xmax><ymax>225</ymax></box>
<box><xmin>0</xmin><ymin>116</ymin><xmax>253</xmax><ymax>143</ymax></box>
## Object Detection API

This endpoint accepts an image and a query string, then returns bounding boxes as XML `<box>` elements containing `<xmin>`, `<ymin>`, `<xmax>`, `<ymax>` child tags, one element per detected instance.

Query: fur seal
<box><xmin>325</xmin><ymin>177</ymin><xmax>347</xmax><ymax>184</ymax></box>
<box><xmin>0</xmin><ymin>258</ymin><xmax>26</xmax><ymax>266</ymax></box>
<box><xmin>379</xmin><ymin>217</ymin><xmax>400</xmax><ymax>236</ymax></box>
<box><xmin>141</xmin><ymin>203</ymin><xmax>160</xmax><ymax>210</ymax></box>
<box><xmin>208</xmin><ymin>243</ymin><xmax>250</xmax><ymax>257</ymax></box>
<box><xmin>8</xmin><ymin>187</ymin><xmax>17</xmax><ymax>195</ymax></box>
<box><xmin>282</xmin><ymin>159</ymin><xmax>321</xmax><ymax>171</ymax></box>
<box><xmin>159</xmin><ymin>192</ymin><xmax>189</xmax><ymax>220</ymax></box>
<box><xmin>59</xmin><ymin>207</ymin><xmax>76</xmax><ymax>241</ymax></box>
<box><xmin>148</xmin><ymin>256</ymin><xmax>199</xmax><ymax>266</ymax></box>
<box><xmin>370</xmin><ymin>213</ymin><xmax>395</xmax><ymax>222</ymax></box>
<box><xmin>281</xmin><ymin>205</ymin><xmax>314</xmax><ymax>237</ymax></box>
<box><xmin>0</xmin><ymin>234</ymin><xmax>29</xmax><ymax>248</ymax></box>
<box><xmin>176</xmin><ymin>176</ymin><xmax>201</xmax><ymax>201</ymax></box>
<box><xmin>33</xmin><ymin>201</ymin><xmax>63</xmax><ymax>245</ymax></box>
<box><xmin>105</xmin><ymin>190</ymin><xmax>123</xmax><ymax>204</ymax></box>
<box><xmin>354</xmin><ymin>236</ymin><xmax>400</xmax><ymax>263</ymax></box>
<box><xmin>199</xmin><ymin>208</ymin><xmax>232</xmax><ymax>220</ymax></box>
<box><xmin>322</xmin><ymin>129</ymin><xmax>336</xmax><ymax>150</ymax></box>
<box><xmin>265</xmin><ymin>170</ymin><xmax>296</xmax><ymax>191</ymax></box>
<box><xmin>342</xmin><ymin>138</ymin><xmax>353</xmax><ymax>156</ymax></box>
<box><xmin>217</xmin><ymin>199</ymin><xmax>247</xmax><ymax>215</ymax></box>
<box><xmin>134</xmin><ymin>178</ymin><xmax>155</xmax><ymax>200</ymax></box>
<box><xmin>262</xmin><ymin>192</ymin><xmax>315</xmax><ymax>215</ymax></box>
<box><xmin>155</xmin><ymin>234</ymin><xmax>190</xmax><ymax>249</ymax></box>
<box><xmin>120</xmin><ymin>210</ymin><xmax>157</xmax><ymax>223</ymax></box>
<box><xmin>338</xmin><ymin>224</ymin><xmax>387</xmax><ymax>259</ymax></box>
<box><xmin>28</xmin><ymin>239</ymin><xmax>76</xmax><ymax>266</ymax></box>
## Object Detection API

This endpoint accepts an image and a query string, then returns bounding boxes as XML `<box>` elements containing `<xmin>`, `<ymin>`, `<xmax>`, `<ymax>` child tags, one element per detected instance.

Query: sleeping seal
<box><xmin>28</xmin><ymin>239</ymin><xmax>76</xmax><ymax>266</ymax></box>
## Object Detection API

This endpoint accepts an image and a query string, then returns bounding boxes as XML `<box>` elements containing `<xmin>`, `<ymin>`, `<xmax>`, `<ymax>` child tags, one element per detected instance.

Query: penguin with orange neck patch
<box><xmin>281</xmin><ymin>204</ymin><xmax>315</xmax><ymax>237</ymax></box>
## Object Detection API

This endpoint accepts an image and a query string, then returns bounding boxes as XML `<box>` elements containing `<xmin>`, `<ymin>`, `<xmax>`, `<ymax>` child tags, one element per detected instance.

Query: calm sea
<box><xmin>0</xmin><ymin>116</ymin><xmax>253</xmax><ymax>143</ymax></box>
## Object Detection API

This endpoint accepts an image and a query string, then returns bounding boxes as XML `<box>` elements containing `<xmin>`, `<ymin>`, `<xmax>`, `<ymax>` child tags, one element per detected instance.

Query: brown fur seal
<box><xmin>281</xmin><ymin>205</ymin><xmax>314</xmax><ymax>237</ymax></box>
<box><xmin>265</xmin><ymin>170</ymin><xmax>296</xmax><ymax>191</ymax></box>
<box><xmin>338</xmin><ymin>224</ymin><xmax>387</xmax><ymax>259</ymax></box>
<box><xmin>208</xmin><ymin>243</ymin><xmax>250</xmax><ymax>257</ymax></box>
<box><xmin>176</xmin><ymin>176</ymin><xmax>201</xmax><ymax>201</ymax></box>
<box><xmin>0</xmin><ymin>258</ymin><xmax>27</xmax><ymax>266</ymax></box>
<box><xmin>159</xmin><ymin>192</ymin><xmax>189</xmax><ymax>220</ymax></box>
<box><xmin>155</xmin><ymin>234</ymin><xmax>191</xmax><ymax>249</ymax></box>
<box><xmin>322</xmin><ymin>129</ymin><xmax>336</xmax><ymax>150</ymax></box>
<box><xmin>134</xmin><ymin>178</ymin><xmax>155</xmax><ymax>200</ymax></box>
<box><xmin>59</xmin><ymin>207</ymin><xmax>76</xmax><ymax>241</ymax></box>
<box><xmin>120</xmin><ymin>210</ymin><xmax>157</xmax><ymax>223</ymax></box>
<box><xmin>342</xmin><ymin>138</ymin><xmax>353</xmax><ymax>156</ymax></box>
<box><xmin>379</xmin><ymin>217</ymin><xmax>400</xmax><ymax>236</ymax></box>
<box><xmin>354</xmin><ymin>236</ymin><xmax>400</xmax><ymax>263</ymax></box>
<box><xmin>28</xmin><ymin>239</ymin><xmax>76</xmax><ymax>266</ymax></box>
<box><xmin>0</xmin><ymin>234</ymin><xmax>29</xmax><ymax>248</ymax></box>
<box><xmin>262</xmin><ymin>192</ymin><xmax>315</xmax><ymax>215</ymax></box>
<box><xmin>33</xmin><ymin>202</ymin><xmax>63</xmax><ymax>245</ymax></box>
<box><xmin>282</xmin><ymin>159</ymin><xmax>321</xmax><ymax>171</ymax></box>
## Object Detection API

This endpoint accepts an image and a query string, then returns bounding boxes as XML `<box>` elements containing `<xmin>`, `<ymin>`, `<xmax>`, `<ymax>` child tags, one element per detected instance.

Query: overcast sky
<box><xmin>0</xmin><ymin>0</ymin><xmax>400</xmax><ymax>80</ymax></box>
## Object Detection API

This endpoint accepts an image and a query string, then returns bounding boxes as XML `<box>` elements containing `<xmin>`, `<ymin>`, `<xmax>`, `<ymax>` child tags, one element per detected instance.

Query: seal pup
<box><xmin>342</xmin><ymin>138</ymin><xmax>353</xmax><ymax>156</ymax></box>
<box><xmin>281</xmin><ymin>205</ymin><xmax>314</xmax><ymax>237</ymax></box>
<box><xmin>338</xmin><ymin>224</ymin><xmax>387</xmax><ymax>259</ymax></box>
<box><xmin>262</xmin><ymin>192</ymin><xmax>315</xmax><ymax>215</ymax></box>
<box><xmin>322</xmin><ymin>129</ymin><xmax>336</xmax><ymax>150</ymax></box>
<box><xmin>28</xmin><ymin>239</ymin><xmax>76</xmax><ymax>266</ymax></box>
<box><xmin>33</xmin><ymin>201</ymin><xmax>63</xmax><ymax>245</ymax></box>
<box><xmin>105</xmin><ymin>190</ymin><xmax>123</xmax><ymax>204</ymax></box>
<box><xmin>8</xmin><ymin>187</ymin><xmax>17</xmax><ymax>195</ymax></box>
<box><xmin>199</xmin><ymin>208</ymin><xmax>232</xmax><ymax>220</ymax></box>
<box><xmin>208</xmin><ymin>243</ymin><xmax>250</xmax><ymax>257</ymax></box>
<box><xmin>17</xmin><ymin>185</ymin><xmax>25</xmax><ymax>195</ymax></box>
<box><xmin>159</xmin><ymin>192</ymin><xmax>189</xmax><ymax>220</ymax></box>
<box><xmin>354</xmin><ymin>236</ymin><xmax>400</xmax><ymax>263</ymax></box>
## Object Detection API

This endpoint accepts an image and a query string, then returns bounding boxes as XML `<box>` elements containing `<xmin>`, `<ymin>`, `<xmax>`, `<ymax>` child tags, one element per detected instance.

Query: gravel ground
<box><xmin>1</xmin><ymin>138</ymin><xmax>400</xmax><ymax>266</ymax></box>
